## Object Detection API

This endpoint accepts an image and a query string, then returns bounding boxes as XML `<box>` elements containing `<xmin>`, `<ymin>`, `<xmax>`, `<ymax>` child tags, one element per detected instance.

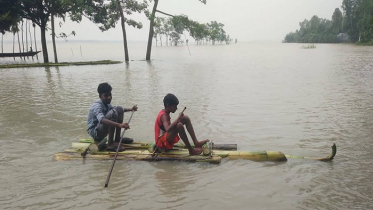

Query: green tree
<box><xmin>154</xmin><ymin>17</ymin><xmax>165</xmax><ymax>46</ymax></box>
<box><xmin>145</xmin><ymin>0</ymin><xmax>206</xmax><ymax>60</ymax></box>
<box><xmin>188</xmin><ymin>21</ymin><xmax>208</xmax><ymax>44</ymax></box>
<box><xmin>206</xmin><ymin>21</ymin><xmax>225</xmax><ymax>45</ymax></box>
<box><xmin>332</xmin><ymin>8</ymin><xmax>343</xmax><ymax>34</ymax></box>
<box><xmin>97</xmin><ymin>0</ymin><xmax>149</xmax><ymax>62</ymax></box>
<box><xmin>342</xmin><ymin>0</ymin><xmax>360</xmax><ymax>42</ymax></box>
<box><xmin>0</xmin><ymin>0</ymin><xmax>21</xmax><ymax>34</ymax></box>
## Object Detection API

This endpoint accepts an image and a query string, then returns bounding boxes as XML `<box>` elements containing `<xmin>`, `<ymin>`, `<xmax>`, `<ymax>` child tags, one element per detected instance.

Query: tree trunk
<box><xmin>117</xmin><ymin>0</ymin><xmax>129</xmax><ymax>62</ymax></box>
<box><xmin>28</xmin><ymin>21</ymin><xmax>34</xmax><ymax>61</ymax></box>
<box><xmin>33</xmin><ymin>24</ymin><xmax>38</xmax><ymax>60</ymax></box>
<box><xmin>17</xmin><ymin>30</ymin><xmax>22</xmax><ymax>60</ymax></box>
<box><xmin>21</xmin><ymin>20</ymin><xmax>25</xmax><ymax>60</ymax></box>
<box><xmin>146</xmin><ymin>0</ymin><xmax>159</xmax><ymax>60</ymax></box>
<box><xmin>51</xmin><ymin>14</ymin><xmax>58</xmax><ymax>63</ymax></box>
<box><xmin>1</xmin><ymin>33</ymin><xmax>3</xmax><ymax>53</ymax></box>
<box><xmin>13</xmin><ymin>33</ymin><xmax>15</xmax><ymax>60</ymax></box>
<box><xmin>40</xmin><ymin>23</ymin><xmax>49</xmax><ymax>63</ymax></box>
<box><xmin>25</xmin><ymin>20</ymin><xmax>28</xmax><ymax>59</ymax></box>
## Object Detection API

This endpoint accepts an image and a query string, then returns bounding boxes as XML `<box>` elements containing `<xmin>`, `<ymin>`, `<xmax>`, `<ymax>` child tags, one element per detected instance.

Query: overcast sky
<box><xmin>4</xmin><ymin>0</ymin><xmax>343</xmax><ymax>42</ymax></box>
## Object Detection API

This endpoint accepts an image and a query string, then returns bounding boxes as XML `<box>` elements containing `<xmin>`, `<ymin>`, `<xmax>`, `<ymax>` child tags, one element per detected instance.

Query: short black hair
<box><xmin>163</xmin><ymin>93</ymin><xmax>179</xmax><ymax>107</ymax></box>
<box><xmin>97</xmin><ymin>83</ymin><xmax>112</xmax><ymax>95</ymax></box>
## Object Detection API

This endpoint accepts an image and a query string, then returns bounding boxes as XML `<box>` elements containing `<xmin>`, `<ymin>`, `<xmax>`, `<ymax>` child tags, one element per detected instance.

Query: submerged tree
<box><xmin>77</xmin><ymin>0</ymin><xmax>148</xmax><ymax>62</ymax></box>
<box><xmin>145</xmin><ymin>0</ymin><xmax>207</xmax><ymax>60</ymax></box>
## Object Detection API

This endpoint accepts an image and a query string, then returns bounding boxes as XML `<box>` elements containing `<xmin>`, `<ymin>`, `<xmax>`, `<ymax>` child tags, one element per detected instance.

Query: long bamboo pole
<box><xmin>67</xmin><ymin>143</ymin><xmax>336</xmax><ymax>162</ymax></box>
<box><xmin>78</xmin><ymin>139</ymin><xmax>238</xmax><ymax>151</ymax></box>
<box><xmin>105</xmin><ymin>110</ymin><xmax>135</xmax><ymax>188</ymax></box>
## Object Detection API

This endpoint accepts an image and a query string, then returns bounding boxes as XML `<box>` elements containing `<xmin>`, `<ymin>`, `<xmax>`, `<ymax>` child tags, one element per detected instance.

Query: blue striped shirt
<box><xmin>87</xmin><ymin>100</ymin><xmax>113</xmax><ymax>137</ymax></box>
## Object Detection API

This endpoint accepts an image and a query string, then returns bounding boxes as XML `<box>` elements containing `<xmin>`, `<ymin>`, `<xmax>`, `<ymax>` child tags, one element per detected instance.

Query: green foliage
<box><xmin>0</xmin><ymin>0</ymin><xmax>21</xmax><ymax>33</ymax></box>
<box><xmin>89</xmin><ymin>0</ymin><xmax>148</xmax><ymax>31</ymax></box>
<box><xmin>152</xmin><ymin>14</ymin><xmax>230</xmax><ymax>45</ymax></box>
<box><xmin>206</xmin><ymin>21</ymin><xmax>227</xmax><ymax>44</ymax></box>
<box><xmin>284</xmin><ymin>15</ymin><xmax>336</xmax><ymax>43</ymax></box>
<box><xmin>285</xmin><ymin>0</ymin><xmax>373</xmax><ymax>44</ymax></box>
<box><xmin>332</xmin><ymin>8</ymin><xmax>343</xmax><ymax>34</ymax></box>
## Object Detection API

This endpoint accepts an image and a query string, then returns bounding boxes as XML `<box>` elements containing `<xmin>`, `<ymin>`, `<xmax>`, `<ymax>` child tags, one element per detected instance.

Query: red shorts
<box><xmin>156</xmin><ymin>132</ymin><xmax>180</xmax><ymax>150</ymax></box>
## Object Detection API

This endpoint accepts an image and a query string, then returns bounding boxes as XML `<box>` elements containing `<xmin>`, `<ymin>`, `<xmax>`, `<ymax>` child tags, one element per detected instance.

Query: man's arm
<box><xmin>93</xmin><ymin>104</ymin><xmax>129</xmax><ymax>129</ymax></box>
<box><xmin>123</xmin><ymin>104</ymin><xmax>138</xmax><ymax>112</ymax></box>
<box><xmin>100</xmin><ymin>118</ymin><xmax>127</xmax><ymax>128</ymax></box>
<box><xmin>161</xmin><ymin>113</ymin><xmax>183</xmax><ymax>133</ymax></box>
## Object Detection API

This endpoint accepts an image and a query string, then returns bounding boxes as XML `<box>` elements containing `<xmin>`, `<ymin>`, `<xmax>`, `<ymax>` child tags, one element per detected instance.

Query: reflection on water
<box><xmin>1</xmin><ymin>42</ymin><xmax>373</xmax><ymax>209</ymax></box>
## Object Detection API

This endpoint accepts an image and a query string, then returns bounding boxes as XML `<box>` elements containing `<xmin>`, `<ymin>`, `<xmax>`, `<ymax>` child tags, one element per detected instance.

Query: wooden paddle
<box><xmin>104</xmin><ymin>110</ymin><xmax>135</xmax><ymax>188</ymax></box>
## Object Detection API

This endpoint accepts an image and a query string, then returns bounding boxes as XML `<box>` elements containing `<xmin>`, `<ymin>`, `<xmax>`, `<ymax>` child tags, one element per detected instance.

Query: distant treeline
<box><xmin>153</xmin><ymin>16</ymin><xmax>231</xmax><ymax>46</ymax></box>
<box><xmin>284</xmin><ymin>0</ymin><xmax>373</xmax><ymax>44</ymax></box>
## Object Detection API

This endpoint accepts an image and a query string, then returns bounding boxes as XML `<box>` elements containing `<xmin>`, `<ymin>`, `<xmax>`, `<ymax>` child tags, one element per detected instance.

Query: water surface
<box><xmin>1</xmin><ymin>41</ymin><xmax>372</xmax><ymax>209</ymax></box>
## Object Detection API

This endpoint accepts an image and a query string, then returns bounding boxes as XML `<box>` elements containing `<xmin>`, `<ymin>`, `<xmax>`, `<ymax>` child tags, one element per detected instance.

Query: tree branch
<box><xmin>156</xmin><ymin>10</ymin><xmax>173</xmax><ymax>17</ymax></box>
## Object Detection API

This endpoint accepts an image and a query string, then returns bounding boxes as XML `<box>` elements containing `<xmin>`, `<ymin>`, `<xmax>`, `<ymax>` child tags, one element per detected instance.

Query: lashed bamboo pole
<box><xmin>54</xmin><ymin>152</ymin><xmax>222</xmax><ymax>163</ymax></box>
<box><xmin>68</xmin><ymin>144</ymin><xmax>287</xmax><ymax>162</ymax></box>
<box><xmin>79</xmin><ymin>138</ymin><xmax>237</xmax><ymax>151</ymax></box>
<box><xmin>68</xmin><ymin>143</ymin><xmax>336</xmax><ymax>162</ymax></box>
<box><xmin>285</xmin><ymin>144</ymin><xmax>336</xmax><ymax>161</ymax></box>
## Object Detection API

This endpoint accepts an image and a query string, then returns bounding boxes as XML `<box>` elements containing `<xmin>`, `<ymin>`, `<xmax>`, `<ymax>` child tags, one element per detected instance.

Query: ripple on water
<box><xmin>1</xmin><ymin>43</ymin><xmax>373</xmax><ymax>209</ymax></box>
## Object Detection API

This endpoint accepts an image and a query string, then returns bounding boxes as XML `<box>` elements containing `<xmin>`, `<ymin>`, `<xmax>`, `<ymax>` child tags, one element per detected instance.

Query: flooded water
<box><xmin>1</xmin><ymin>41</ymin><xmax>373</xmax><ymax>209</ymax></box>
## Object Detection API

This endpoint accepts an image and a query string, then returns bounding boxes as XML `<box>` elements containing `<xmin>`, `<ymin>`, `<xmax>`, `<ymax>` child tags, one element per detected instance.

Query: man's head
<box><xmin>97</xmin><ymin>82</ymin><xmax>112</xmax><ymax>104</ymax></box>
<box><xmin>163</xmin><ymin>93</ymin><xmax>179</xmax><ymax>113</ymax></box>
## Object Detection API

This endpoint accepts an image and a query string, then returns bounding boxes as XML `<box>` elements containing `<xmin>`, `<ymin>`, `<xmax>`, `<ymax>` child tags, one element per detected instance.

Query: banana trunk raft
<box><xmin>53</xmin><ymin>139</ymin><xmax>336</xmax><ymax>164</ymax></box>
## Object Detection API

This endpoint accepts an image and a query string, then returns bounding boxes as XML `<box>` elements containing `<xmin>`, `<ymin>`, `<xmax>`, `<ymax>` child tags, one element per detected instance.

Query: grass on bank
<box><xmin>0</xmin><ymin>60</ymin><xmax>122</xmax><ymax>69</ymax></box>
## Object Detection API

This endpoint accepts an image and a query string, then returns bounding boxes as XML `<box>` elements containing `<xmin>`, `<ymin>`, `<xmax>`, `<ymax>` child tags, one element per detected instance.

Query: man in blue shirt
<box><xmin>87</xmin><ymin>82</ymin><xmax>137</xmax><ymax>151</ymax></box>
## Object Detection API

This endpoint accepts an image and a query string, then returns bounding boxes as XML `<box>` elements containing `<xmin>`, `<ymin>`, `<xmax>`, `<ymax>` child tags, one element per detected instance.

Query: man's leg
<box><xmin>102</xmin><ymin>107</ymin><xmax>124</xmax><ymax>150</ymax></box>
<box><xmin>166</xmin><ymin>122</ymin><xmax>203</xmax><ymax>155</ymax></box>
<box><xmin>113</xmin><ymin>106</ymin><xmax>124</xmax><ymax>142</ymax></box>
<box><xmin>179</xmin><ymin>115</ymin><xmax>209</xmax><ymax>148</ymax></box>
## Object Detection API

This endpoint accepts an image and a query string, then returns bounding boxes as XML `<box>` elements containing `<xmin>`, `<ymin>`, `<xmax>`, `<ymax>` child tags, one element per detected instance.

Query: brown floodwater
<box><xmin>0</xmin><ymin>41</ymin><xmax>372</xmax><ymax>209</ymax></box>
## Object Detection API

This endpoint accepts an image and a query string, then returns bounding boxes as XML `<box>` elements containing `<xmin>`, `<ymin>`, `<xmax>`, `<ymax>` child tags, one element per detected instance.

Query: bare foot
<box><xmin>195</xmin><ymin>139</ymin><xmax>210</xmax><ymax>148</ymax></box>
<box><xmin>189</xmin><ymin>148</ymin><xmax>203</xmax><ymax>155</ymax></box>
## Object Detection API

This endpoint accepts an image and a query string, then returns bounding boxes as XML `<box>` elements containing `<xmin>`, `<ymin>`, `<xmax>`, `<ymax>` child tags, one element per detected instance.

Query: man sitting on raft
<box><xmin>87</xmin><ymin>82</ymin><xmax>137</xmax><ymax>151</ymax></box>
<box><xmin>154</xmin><ymin>93</ymin><xmax>209</xmax><ymax>155</ymax></box>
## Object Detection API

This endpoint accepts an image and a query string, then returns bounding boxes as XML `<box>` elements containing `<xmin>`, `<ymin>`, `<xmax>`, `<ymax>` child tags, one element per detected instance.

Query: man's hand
<box><xmin>131</xmin><ymin>105</ymin><xmax>138</xmax><ymax>111</ymax></box>
<box><xmin>119</xmin><ymin>123</ymin><xmax>130</xmax><ymax>129</ymax></box>
<box><xmin>177</xmin><ymin>112</ymin><xmax>184</xmax><ymax>122</ymax></box>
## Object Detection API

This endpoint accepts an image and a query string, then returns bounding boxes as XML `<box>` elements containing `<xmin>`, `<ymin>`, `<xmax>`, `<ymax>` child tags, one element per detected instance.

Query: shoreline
<box><xmin>0</xmin><ymin>60</ymin><xmax>122</xmax><ymax>68</ymax></box>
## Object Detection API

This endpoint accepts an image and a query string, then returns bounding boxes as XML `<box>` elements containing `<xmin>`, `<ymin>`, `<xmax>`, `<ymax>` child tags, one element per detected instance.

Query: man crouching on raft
<box><xmin>87</xmin><ymin>82</ymin><xmax>137</xmax><ymax>151</ymax></box>
<box><xmin>154</xmin><ymin>93</ymin><xmax>209</xmax><ymax>155</ymax></box>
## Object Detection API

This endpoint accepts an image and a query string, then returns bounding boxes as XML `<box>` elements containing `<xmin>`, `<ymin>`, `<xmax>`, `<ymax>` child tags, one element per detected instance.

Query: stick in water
<box><xmin>104</xmin><ymin>110</ymin><xmax>135</xmax><ymax>188</ymax></box>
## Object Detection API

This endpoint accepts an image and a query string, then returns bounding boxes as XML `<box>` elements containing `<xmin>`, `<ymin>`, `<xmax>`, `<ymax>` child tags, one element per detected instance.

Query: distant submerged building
<box><xmin>337</xmin><ymin>33</ymin><xmax>350</xmax><ymax>42</ymax></box>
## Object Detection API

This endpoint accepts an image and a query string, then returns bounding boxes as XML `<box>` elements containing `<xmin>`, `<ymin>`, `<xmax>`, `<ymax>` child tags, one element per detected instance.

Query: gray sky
<box><xmin>4</xmin><ymin>0</ymin><xmax>343</xmax><ymax>42</ymax></box>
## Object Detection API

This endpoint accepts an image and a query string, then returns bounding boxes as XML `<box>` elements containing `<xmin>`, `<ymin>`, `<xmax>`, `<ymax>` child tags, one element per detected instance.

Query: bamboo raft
<box><xmin>53</xmin><ymin>139</ymin><xmax>336</xmax><ymax>164</ymax></box>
